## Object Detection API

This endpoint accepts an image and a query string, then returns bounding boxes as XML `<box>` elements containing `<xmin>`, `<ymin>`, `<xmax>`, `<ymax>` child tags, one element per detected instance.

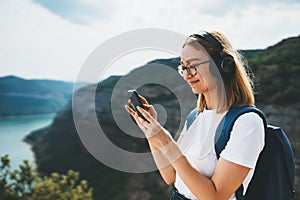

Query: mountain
<box><xmin>242</xmin><ymin>35</ymin><xmax>300</xmax><ymax>105</ymax></box>
<box><xmin>243</xmin><ymin>35</ymin><xmax>300</xmax><ymax>66</ymax></box>
<box><xmin>0</xmin><ymin>75</ymin><xmax>74</xmax><ymax>117</ymax></box>
<box><xmin>25</xmin><ymin>35</ymin><xmax>300</xmax><ymax>200</ymax></box>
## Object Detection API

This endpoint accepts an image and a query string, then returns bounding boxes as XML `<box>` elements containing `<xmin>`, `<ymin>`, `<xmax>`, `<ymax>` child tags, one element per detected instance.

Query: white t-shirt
<box><xmin>174</xmin><ymin>108</ymin><xmax>265</xmax><ymax>200</ymax></box>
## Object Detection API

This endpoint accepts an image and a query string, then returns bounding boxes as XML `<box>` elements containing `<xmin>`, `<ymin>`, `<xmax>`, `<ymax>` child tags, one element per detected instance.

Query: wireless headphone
<box><xmin>189</xmin><ymin>31</ymin><xmax>235</xmax><ymax>75</ymax></box>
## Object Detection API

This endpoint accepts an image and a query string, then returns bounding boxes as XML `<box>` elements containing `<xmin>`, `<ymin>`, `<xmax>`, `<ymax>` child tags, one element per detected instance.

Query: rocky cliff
<box><xmin>26</xmin><ymin>59</ymin><xmax>197</xmax><ymax>200</ymax></box>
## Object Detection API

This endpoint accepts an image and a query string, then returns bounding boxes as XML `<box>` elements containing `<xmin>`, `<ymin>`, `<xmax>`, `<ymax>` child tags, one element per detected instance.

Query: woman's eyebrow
<box><xmin>187</xmin><ymin>58</ymin><xmax>201</xmax><ymax>62</ymax></box>
<box><xmin>181</xmin><ymin>58</ymin><xmax>201</xmax><ymax>64</ymax></box>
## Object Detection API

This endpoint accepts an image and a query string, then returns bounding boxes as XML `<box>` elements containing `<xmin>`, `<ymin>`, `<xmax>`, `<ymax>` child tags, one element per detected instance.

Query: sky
<box><xmin>0</xmin><ymin>0</ymin><xmax>299</xmax><ymax>82</ymax></box>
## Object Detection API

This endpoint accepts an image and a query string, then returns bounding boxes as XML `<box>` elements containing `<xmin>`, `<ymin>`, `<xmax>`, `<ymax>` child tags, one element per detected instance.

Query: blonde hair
<box><xmin>183</xmin><ymin>30</ymin><xmax>255</xmax><ymax>113</ymax></box>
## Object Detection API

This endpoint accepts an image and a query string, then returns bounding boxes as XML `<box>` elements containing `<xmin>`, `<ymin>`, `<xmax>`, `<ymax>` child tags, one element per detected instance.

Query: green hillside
<box><xmin>245</xmin><ymin>36</ymin><xmax>300</xmax><ymax>66</ymax></box>
<box><xmin>0</xmin><ymin>76</ymin><xmax>74</xmax><ymax>117</ymax></box>
<box><xmin>242</xmin><ymin>35</ymin><xmax>300</xmax><ymax>105</ymax></box>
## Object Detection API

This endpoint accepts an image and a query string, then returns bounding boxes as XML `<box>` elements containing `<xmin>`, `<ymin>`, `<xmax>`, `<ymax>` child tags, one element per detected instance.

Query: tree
<box><xmin>0</xmin><ymin>155</ymin><xmax>93</xmax><ymax>200</ymax></box>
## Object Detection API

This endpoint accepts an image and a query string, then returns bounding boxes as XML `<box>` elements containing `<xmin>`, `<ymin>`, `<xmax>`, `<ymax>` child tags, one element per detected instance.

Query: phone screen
<box><xmin>128</xmin><ymin>90</ymin><xmax>149</xmax><ymax>122</ymax></box>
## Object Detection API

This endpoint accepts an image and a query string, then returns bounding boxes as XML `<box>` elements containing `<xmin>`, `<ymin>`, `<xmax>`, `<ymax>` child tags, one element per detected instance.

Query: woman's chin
<box><xmin>191</xmin><ymin>88</ymin><xmax>201</xmax><ymax>94</ymax></box>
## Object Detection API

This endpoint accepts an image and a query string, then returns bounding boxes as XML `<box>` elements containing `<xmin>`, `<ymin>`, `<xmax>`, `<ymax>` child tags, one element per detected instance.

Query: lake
<box><xmin>0</xmin><ymin>114</ymin><xmax>55</xmax><ymax>170</ymax></box>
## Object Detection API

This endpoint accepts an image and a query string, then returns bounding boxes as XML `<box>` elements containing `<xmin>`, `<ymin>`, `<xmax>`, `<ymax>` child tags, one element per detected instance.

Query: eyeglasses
<box><xmin>177</xmin><ymin>60</ymin><xmax>210</xmax><ymax>77</ymax></box>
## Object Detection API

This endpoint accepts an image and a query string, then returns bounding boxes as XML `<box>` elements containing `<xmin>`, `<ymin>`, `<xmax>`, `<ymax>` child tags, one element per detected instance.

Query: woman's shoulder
<box><xmin>220</xmin><ymin>111</ymin><xmax>265</xmax><ymax>169</ymax></box>
<box><xmin>231</xmin><ymin>111</ymin><xmax>265</xmax><ymax>143</ymax></box>
<box><xmin>235</xmin><ymin>112</ymin><xmax>264</xmax><ymax>128</ymax></box>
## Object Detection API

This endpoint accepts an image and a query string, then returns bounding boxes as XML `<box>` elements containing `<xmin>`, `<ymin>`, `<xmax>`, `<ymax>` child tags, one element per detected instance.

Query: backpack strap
<box><xmin>186</xmin><ymin>108</ymin><xmax>200</xmax><ymax>130</ymax></box>
<box><xmin>215</xmin><ymin>106</ymin><xmax>267</xmax><ymax>158</ymax></box>
<box><xmin>214</xmin><ymin>106</ymin><xmax>267</xmax><ymax>200</ymax></box>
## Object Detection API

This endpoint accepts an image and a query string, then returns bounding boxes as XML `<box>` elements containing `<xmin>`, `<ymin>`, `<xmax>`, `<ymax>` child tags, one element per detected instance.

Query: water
<box><xmin>0</xmin><ymin>114</ymin><xmax>55</xmax><ymax>170</ymax></box>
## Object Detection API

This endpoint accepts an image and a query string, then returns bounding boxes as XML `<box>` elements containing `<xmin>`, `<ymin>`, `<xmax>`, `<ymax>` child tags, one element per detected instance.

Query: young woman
<box><xmin>125</xmin><ymin>30</ymin><xmax>265</xmax><ymax>200</ymax></box>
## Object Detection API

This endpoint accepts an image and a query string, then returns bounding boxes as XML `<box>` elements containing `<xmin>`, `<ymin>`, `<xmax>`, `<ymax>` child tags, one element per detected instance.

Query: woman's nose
<box><xmin>183</xmin><ymin>70</ymin><xmax>192</xmax><ymax>80</ymax></box>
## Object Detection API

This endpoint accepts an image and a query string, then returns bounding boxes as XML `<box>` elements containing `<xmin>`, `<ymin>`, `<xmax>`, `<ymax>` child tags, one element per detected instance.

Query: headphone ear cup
<box><xmin>220</xmin><ymin>55</ymin><xmax>235</xmax><ymax>74</ymax></box>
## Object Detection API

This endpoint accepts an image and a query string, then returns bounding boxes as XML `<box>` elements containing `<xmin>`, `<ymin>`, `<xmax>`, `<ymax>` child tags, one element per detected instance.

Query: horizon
<box><xmin>0</xmin><ymin>34</ymin><xmax>298</xmax><ymax>83</ymax></box>
<box><xmin>1</xmin><ymin>0</ymin><xmax>299</xmax><ymax>82</ymax></box>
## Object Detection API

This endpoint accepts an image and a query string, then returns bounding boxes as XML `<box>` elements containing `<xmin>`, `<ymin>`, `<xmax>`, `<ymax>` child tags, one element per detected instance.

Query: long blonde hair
<box><xmin>183</xmin><ymin>30</ymin><xmax>255</xmax><ymax>113</ymax></box>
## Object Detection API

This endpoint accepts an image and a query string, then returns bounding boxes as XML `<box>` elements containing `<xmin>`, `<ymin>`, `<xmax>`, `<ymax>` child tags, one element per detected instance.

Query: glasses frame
<box><xmin>177</xmin><ymin>60</ymin><xmax>210</xmax><ymax>77</ymax></box>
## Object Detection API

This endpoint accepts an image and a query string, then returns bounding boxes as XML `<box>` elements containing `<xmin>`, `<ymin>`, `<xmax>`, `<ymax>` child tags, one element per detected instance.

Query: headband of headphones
<box><xmin>189</xmin><ymin>31</ymin><xmax>223</xmax><ymax>56</ymax></box>
<box><xmin>189</xmin><ymin>31</ymin><xmax>235</xmax><ymax>75</ymax></box>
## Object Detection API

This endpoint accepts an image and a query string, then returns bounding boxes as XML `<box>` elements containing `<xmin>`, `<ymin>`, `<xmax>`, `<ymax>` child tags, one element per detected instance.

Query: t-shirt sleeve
<box><xmin>220</xmin><ymin>112</ymin><xmax>265</xmax><ymax>169</ymax></box>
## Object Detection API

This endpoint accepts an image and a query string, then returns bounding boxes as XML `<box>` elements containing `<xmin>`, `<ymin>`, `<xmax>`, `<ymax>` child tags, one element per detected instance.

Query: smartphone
<box><xmin>128</xmin><ymin>90</ymin><xmax>149</xmax><ymax>123</ymax></box>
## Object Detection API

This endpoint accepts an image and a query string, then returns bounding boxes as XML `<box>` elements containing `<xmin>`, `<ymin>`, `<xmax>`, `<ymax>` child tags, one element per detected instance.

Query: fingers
<box><xmin>138</xmin><ymin>95</ymin><xmax>149</xmax><ymax>105</ymax></box>
<box><xmin>137</xmin><ymin>106</ymin><xmax>153</xmax><ymax>122</ymax></box>
<box><xmin>125</xmin><ymin>105</ymin><xmax>149</xmax><ymax>131</ymax></box>
<box><xmin>125</xmin><ymin>105</ymin><xmax>137</xmax><ymax>118</ymax></box>
<box><xmin>125</xmin><ymin>105</ymin><xmax>149</xmax><ymax>125</ymax></box>
<box><xmin>128</xmin><ymin>98</ymin><xmax>149</xmax><ymax>112</ymax></box>
<box><xmin>143</xmin><ymin>104</ymin><xmax>154</xmax><ymax>112</ymax></box>
<box><xmin>128</xmin><ymin>99</ymin><xmax>135</xmax><ymax>109</ymax></box>
<box><xmin>143</xmin><ymin>104</ymin><xmax>157</xmax><ymax>118</ymax></box>
<box><xmin>125</xmin><ymin>104</ymin><xmax>163</xmax><ymax>139</ymax></box>
<box><xmin>142</xmin><ymin>104</ymin><xmax>151</xmax><ymax>112</ymax></box>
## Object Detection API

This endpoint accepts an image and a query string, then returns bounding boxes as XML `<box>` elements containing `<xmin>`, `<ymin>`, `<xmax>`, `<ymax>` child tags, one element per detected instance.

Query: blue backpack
<box><xmin>186</xmin><ymin>106</ymin><xmax>296</xmax><ymax>200</ymax></box>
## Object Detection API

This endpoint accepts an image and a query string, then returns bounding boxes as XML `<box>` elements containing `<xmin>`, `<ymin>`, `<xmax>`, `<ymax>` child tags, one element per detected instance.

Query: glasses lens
<box><xmin>178</xmin><ymin>60</ymin><xmax>210</xmax><ymax>77</ymax></box>
<box><xmin>177</xmin><ymin>65</ymin><xmax>197</xmax><ymax>77</ymax></box>
<box><xmin>185</xmin><ymin>67</ymin><xmax>191</xmax><ymax>76</ymax></box>
<box><xmin>185</xmin><ymin>67</ymin><xmax>197</xmax><ymax>76</ymax></box>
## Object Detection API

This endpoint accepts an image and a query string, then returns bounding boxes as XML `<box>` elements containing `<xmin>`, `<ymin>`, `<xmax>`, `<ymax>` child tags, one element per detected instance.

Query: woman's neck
<box><xmin>200</xmin><ymin>89</ymin><xmax>217</xmax><ymax>110</ymax></box>
<box><xmin>204</xmin><ymin>94</ymin><xmax>213</xmax><ymax>110</ymax></box>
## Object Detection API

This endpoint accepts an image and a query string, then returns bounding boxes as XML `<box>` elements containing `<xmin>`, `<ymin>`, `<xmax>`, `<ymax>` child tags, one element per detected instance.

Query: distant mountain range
<box><xmin>24</xmin><ymin>35</ymin><xmax>300</xmax><ymax>200</ymax></box>
<box><xmin>1</xmin><ymin>34</ymin><xmax>299</xmax><ymax>117</ymax></box>
<box><xmin>0</xmin><ymin>76</ymin><xmax>75</xmax><ymax>117</ymax></box>
<box><xmin>242</xmin><ymin>35</ymin><xmax>300</xmax><ymax>105</ymax></box>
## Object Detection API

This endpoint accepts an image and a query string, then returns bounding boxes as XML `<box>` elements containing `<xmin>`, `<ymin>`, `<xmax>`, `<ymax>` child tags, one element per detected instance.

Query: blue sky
<box><xmin>0</xmin><ymin>0</ymin><xmax>299</xmax><ymax>81</ymax></box>
<box><xmin>32</xmin><ymin>0</ymin><xmax>113</xmax><ymax>24</ymax></box>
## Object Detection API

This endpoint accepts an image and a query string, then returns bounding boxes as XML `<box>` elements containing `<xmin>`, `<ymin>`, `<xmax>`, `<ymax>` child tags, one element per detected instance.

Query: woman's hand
<box><xmin>125</xmin><ymin>96</ymin><xmax>178</xmax><ymax>184</ymax></box>
<box><xmin>125</xmin><ymin>97</ymin><xmax>162</xmax><ymax>138</ymax></box>
<box><xmin>125</xmin><ymin>96</ymin><xmax>171</xmax><ymax>148</ymax></box>
<box><xmin>134</xmin><ymin>95</ymin><xmax>158</xmax><ymax>120</ymax></box>
<box><xmin>125</xmin><ymin>95</ymin><xmax>182</xmax><ymax>164</ymax></box>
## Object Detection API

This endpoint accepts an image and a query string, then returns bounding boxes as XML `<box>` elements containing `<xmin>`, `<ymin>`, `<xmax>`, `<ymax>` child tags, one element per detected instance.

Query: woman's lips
<box><xmin>188</xmin><ymin>80</ymin><xmax>200</xmax><ymax>87</ymax></box>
